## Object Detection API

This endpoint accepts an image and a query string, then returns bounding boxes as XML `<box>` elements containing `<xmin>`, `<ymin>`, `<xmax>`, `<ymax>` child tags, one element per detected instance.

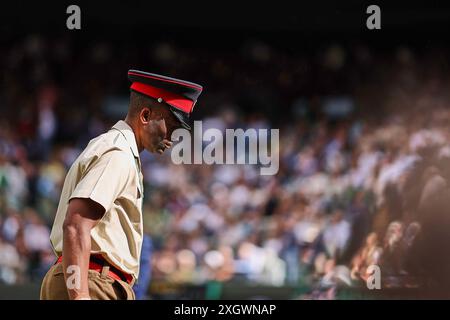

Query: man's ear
<box><xmin>140</xmin><ymin>107</ymin><xmax>152</xmax><ymax>123</ymax></box>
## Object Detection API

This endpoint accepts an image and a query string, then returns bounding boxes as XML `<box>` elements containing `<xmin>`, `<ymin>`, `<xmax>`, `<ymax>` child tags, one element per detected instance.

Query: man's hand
<box><xmin>62</xmin><ymin>197</ymin><xmax>104</xmax><ymax>300</ymax></box>
<box><xmin>157</xmin><ymin>139</ymin><xmax>173</xmax><ymax>154</ymax></box>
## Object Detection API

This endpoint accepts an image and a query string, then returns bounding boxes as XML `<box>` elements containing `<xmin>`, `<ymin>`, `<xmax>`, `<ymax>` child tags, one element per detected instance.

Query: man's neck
<box><xmin>124</xmin><ymin>117</ymin><xmax>143</xmax><ymax>153</ymax></box>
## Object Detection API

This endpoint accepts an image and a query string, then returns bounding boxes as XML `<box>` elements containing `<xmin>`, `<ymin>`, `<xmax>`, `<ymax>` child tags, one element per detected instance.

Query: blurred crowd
<box><xmin>1</xmin><ymin>34</ymin><xmax>450</xmax><ymax>298</ymax></box>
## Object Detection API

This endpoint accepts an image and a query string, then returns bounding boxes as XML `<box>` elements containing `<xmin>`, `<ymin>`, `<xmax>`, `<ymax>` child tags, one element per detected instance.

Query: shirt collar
<box><xmin>111</xmin><ymin>120</ymin><xmax>140</xmax><ymax>159</ymax></box>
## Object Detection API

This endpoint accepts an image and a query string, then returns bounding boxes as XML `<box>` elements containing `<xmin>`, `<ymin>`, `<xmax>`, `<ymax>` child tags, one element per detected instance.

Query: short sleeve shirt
<box><xmin>50</xmin><ymin>120</ymin><xmax>144</xmax><ymax>283</ymax></box>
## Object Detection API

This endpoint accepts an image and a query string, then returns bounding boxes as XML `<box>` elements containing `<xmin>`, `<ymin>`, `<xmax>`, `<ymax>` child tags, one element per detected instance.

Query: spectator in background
<box><xmin>133</xmin><ymin>235</ymin><xmax>153</xmax><ymax>299</ymax></box>
<box><xmin>0</xmin><ymin>236</ymin><xmax>22</xmax><ymax>284</ymax></box>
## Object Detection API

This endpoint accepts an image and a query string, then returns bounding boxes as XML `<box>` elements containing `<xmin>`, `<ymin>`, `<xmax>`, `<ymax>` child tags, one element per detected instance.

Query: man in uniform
<box><xmin>40</xmin><ymin>70</ymin><xmax>203</xmax><ymax>300</ymax></box>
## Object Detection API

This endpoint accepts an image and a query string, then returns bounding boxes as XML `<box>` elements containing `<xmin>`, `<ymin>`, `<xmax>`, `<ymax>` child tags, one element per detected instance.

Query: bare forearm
<box><xmin>61</xmin><ymin>197</ymin><xmax>105</xmax><ymax>300</ymax></box>
<box><xmin>62</xmin><ymin>224</ymin><xmax>92</xmax><ymax>300</ymax></box>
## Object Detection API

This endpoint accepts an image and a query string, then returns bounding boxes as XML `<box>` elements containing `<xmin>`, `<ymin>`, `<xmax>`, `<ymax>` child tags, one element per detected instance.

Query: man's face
<box><xmin>140</xmin><ymin>106</ymin><xmax>180</xmax><ymax>154</ymax></box>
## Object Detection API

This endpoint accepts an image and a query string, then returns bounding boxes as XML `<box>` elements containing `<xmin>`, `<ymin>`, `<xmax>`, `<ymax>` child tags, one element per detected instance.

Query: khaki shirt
<box><xmin>50</xmin><ymin>120</ymin><xmax>144</xmax><ymax>283</ymax></box>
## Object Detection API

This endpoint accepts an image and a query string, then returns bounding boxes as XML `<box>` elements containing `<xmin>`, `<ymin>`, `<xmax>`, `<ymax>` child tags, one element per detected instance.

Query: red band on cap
<box><xmin>130</xmin><ymin>82</ymin><xmax>194</xmax><ymax>113</ymax></box>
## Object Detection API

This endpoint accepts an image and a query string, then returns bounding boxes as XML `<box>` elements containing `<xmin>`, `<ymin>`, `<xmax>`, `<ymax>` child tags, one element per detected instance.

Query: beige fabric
<box><xmin>40</xmin><ymin>262</ymin><xmax>136</xmax><ymax>300</ymax></box>
<box><xmin>49</xmin><ymin>120</ymin><xmax>144</xmax><ymax>283</ymax></box>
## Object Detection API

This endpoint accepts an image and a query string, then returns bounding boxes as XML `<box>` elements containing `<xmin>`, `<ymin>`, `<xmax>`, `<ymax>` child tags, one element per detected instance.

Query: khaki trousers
<box><xmin>40</xmin><ymin>262</ymin><xmax>135</xmax><ymax>300</ymax></box>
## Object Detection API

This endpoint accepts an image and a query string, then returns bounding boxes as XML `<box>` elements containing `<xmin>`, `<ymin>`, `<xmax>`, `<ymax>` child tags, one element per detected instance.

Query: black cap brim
<box><xmin>169</xmin><ymin>106</ymin><xmax>191</xmax><ymax>131</ymax></box>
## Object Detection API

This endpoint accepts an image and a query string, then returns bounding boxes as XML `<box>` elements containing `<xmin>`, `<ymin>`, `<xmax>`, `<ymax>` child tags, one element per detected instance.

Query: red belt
<box><xmin>55</xmin><ymin>255</ymin><xmax>133</xmax><ymax>285</ymax></box>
